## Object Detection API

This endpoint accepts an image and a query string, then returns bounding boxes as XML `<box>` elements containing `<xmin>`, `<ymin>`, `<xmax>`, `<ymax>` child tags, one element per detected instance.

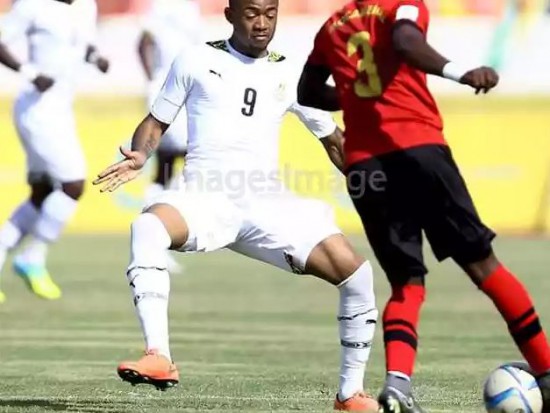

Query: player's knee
<box><xmin>30</xmin><ymin>182</ymin><xmax>54</xmax><ymax>208</ymax></box>
<box><xmin>306</xmin><ymin>234</ymin><xmax>365</xmax><ymax>285</ymax></box>
<box><xmin>324</xmin><ymin>234</ymin><xmax>364</xmax><ymax>274</ymax></box>
<box><xmin>460</xmin><ymin>251</ymin><xmax>499</xmax><ymax>285</ymax></box>
<box><xmin>128</xmin><ymin>213</ymin><xmax>173</xmax><ymax>271</ymax></box>
<box><xmin>61</xmin><ymin>181</ymin><xmax>85</xmax><ymax>200</ymax></box>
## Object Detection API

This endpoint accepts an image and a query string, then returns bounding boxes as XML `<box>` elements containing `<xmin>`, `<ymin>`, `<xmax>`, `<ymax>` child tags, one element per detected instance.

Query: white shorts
<box><xmin>144</xmin><ymin>189</ymin><xmax>342</xmax><ymax>274</ymax></box>
<box><xmin>13</xmin><ymin>94</ymin><xmax>86</xmax><ymax>184</ymax></box>
<box><xmin>148</xmin><ymin>83</ymin><xmax>188</xmax><ymax>154</ymax></box>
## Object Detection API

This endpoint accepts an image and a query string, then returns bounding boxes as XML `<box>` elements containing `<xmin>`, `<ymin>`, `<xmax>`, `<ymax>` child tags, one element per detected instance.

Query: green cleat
<box><xmin>13</xmin><ymin>259</ymin><xmax>61</xmax><ymax>300</ymax></box>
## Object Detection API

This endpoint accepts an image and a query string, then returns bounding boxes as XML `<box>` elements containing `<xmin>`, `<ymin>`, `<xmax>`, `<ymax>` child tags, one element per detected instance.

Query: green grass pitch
<box><xmin>1</xmin><ymin>235</ymin><xmax>550</xmax><ymax>412</ymax></box>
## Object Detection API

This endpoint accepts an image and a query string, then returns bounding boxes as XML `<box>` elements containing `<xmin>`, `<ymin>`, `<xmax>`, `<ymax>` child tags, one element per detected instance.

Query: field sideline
<box><xmin>1</xmin><ymin>235</ymin><xmax>550</xmax><ymax>412</ymax></box>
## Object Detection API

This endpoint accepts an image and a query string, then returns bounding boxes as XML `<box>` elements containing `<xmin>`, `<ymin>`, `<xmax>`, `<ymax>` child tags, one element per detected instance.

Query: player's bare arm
<box><xmin>320</xmin><ymin>126</ymin><xmax>345</xmax><ymax>172</ymax></box>
<box><xmin>297</xmin><ymin>64</ymin><xmax>341</xmax><ymax>111</ymax></box>
<box><xmin>138</xmin><ymin>31</ymin><xmax>156</xmax><ymax>81</ymax></box>
<box><xmin>96</xmin><ymin>47</ymin><xmax>189</xmax><ymax>193</ymax></box>
<box><xmin>85</xmin><ymin>45</ymin><xmax>110</xmax><ymax>73</ymax></box>
<box><xmin>93</xmin><ymin>114</ymin><xmax>168</xmax><ymax>193</ymax></box>
<box><xmin>0</xmin><ymin>43</ymin><xmax>54</xmax><ymax>92</ymax></box>
<box><xmin>393</xmin><ymin>21</ymin><xmax>499</xmax><ymax>94</ymax></box>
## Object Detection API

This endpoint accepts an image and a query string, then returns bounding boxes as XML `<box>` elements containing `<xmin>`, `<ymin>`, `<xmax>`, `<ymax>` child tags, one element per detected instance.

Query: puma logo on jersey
<box><xmin>209</xmin><ymin>69</ymin><xmax>222</xmax><ymax>79</ymax></box>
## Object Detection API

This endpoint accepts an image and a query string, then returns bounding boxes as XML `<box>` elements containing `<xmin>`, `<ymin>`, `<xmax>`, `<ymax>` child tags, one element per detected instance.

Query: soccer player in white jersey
<box><xmin>0</xmin><ymin>0</ymin><xmax>109</xmax><ymax>302</ymax></box>
<box><xmin>94</xmin><ymin>0</ymin><xmax>378</xmax><ymax>411</ymax></box>
<box><xmin>138</xmin><ymin>0</ymin><xmax>202</xmax><ymax>274</ymax></box>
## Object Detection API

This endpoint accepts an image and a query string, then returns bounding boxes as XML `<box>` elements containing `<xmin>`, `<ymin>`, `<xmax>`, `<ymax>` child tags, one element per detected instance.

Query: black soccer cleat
<box><xmin>504</xmin><ymin>361</ymin><xmax>550</xmax><ymax>413</ymax></box>
<box><xmin>378</xmin><ymin>387</ymin><xmax>425</xmax><ymax>413</ymax></box>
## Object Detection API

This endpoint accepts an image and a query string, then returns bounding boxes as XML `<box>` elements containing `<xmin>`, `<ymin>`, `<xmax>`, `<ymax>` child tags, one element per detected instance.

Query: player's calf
<box><xmin>12</xmin><ymin>181</ymin><xmax>83</xmax><ymax>300</ymax></box>
<box><xmin>127</xmin><ymin>213</ymin><xmax>173</xmax><ymax>359</ymax></box>
<box><xmin>61</xmin><ymin>180</ymin><xmax>85</xmax><ymax>201</ymax></box>
<box><xmin>119</xmin><ymin>208</ymin><xmax>189</xmax><ymax>389</ymax></box>
<box><xmin>462</xmin><ymin>253</ymin><xmax>550</xmax><ymax>389</ymax></box>
<box><xmin>306</xmin><ymin>235</ymin><xmax>378</xmax><ymax>409</ymax></box>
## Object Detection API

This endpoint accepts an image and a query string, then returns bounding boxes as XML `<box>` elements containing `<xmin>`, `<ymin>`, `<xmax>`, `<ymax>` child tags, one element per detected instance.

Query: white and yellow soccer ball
<box><xmin>484</xmin><ymin>363</ymin><xmax>543</xmax><ymax>413</ymax></box>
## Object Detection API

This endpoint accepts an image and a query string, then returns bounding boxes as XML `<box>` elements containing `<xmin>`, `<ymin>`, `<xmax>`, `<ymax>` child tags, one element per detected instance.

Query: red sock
<box><xmin>481</xmin><ymin>264</ymin><xmax>550</xmax><ymax>375</ymax></box>
<box><xmin>383</xmin><ymin>284</ymin><xmax>426</xmax><ymax>377</ymax></box>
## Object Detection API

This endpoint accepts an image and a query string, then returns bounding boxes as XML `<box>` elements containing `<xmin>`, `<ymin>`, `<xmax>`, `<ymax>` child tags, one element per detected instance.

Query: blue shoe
<box><xmin>13</xmin><ymin>259</ymin><xmax>61</xmax><ymax>300</ymax></box>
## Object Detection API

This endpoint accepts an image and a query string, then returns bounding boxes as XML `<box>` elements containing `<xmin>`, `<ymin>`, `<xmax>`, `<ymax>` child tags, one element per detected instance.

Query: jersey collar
<box><xmin>225</xmin><ymin>40</ymin><xmax>269</xmax><ymax>65</ymax></box>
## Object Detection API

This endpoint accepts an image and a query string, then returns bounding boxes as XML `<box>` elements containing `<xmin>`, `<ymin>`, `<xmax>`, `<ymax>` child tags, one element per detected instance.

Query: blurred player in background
<box><xmin>94</xmin><ymin>0</ymin><xmax>379</xmax><ymax>410</ymax></box>
<box><xmin>298</xmin><ymin>0</ymin><xmax>550</xmax><ymax>412</ymax></box>
<box><xmin>138</xmin><ymin>0</ymin><xmax>201</xmax><ymax>197</ymax></box>
<box><xmin>137</xmin><ymin>0</ymin><xmax>202</xmax><ymax>274</ymax></box>
<box><xmin>0</xmin><ymin>0</ymin><xmax>109</xmax><ymax>302</ymax></box>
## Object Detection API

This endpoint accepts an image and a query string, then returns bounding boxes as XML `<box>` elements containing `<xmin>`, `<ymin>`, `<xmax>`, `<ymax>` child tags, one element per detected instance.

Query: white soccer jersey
<box><xmin>151</xmin><ymin>40</ymin><xmax>337</xmax><ymax>189</ymax></box>
<box><xmin>0</xmin><ymin>0</ymin><xmax>97</xmax><ymax>106</ymax></box>
<box><xmin>144</xmin><ymin>0</ymin><xmax>201</xmax><ymax>86</ymax></box>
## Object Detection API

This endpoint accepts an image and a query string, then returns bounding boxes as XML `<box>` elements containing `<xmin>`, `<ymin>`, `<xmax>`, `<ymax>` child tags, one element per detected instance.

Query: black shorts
<box><xmin>347</xmin><ymin>144</ymin><xmax>496</xmax><ymax>281</ymax></box>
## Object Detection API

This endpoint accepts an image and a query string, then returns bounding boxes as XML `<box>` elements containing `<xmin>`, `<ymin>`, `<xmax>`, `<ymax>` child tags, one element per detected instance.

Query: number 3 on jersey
<box><xmin>347</xmin><ymin>31</ymin><xmax>382</xmax><ymax>98</ymax></box>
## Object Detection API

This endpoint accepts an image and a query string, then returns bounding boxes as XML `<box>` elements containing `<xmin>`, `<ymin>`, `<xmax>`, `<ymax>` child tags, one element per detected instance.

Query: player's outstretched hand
<box><xmin>93</xmin><ymin>147</ymin><xmax>147</xmax><ymax>193</ymax></box>
<box><xmin>460</xmin><ymin>67</ymin><xmax>499</xmax><ymax>95</ymax></box>
<box><xmin>33</xmin><ymin>75</ymin><xmax>55</xmax><ymax>93</ymax></box>
<box><xmin>96</xmin><ymin>57</ymin><xmax>110</xmax><ymax>74</ymax></box>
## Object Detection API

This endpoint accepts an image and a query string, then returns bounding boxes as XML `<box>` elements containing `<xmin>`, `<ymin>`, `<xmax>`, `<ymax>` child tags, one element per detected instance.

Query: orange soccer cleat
<box><xmin>334</xmin><ymin>391</ymin><xmax>380</xmax><ymax>412</ymax></box>
<box><xmin>117</xmin><ymin>350</ymin><xmax>179</xmax><ymax>391</ymax></box>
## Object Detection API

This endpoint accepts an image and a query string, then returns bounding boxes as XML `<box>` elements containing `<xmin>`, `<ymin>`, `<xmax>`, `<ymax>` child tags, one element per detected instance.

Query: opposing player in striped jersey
<box><xmin>95</xmin><ymin>0</ymin><xmax>379</xmax><ymax>410</ymax></box>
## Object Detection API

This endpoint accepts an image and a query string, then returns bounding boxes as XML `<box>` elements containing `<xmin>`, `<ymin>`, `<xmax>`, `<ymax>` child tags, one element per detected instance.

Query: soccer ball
<box><xmin>483</xmin><ymin>363</ymin><xmax>543</xmax><ymax>413</ymax></box>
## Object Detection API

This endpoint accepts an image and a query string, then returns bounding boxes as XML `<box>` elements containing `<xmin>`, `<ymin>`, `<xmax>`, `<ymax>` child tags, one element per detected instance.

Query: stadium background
<box><xmin>0</xmin><ymin>0</ymin><xmax>550</xmax><ymax>234</ymax></box>
<box><xmin>1</xmin><ymin>3</ymin><xmax>550</xmax><ymax>412</ymax></box>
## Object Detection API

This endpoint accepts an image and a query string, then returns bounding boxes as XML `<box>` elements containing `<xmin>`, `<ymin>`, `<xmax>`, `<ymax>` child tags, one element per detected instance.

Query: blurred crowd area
<box><xmin>1</xmin><ymin>0</ymin><xmax>550</xmax><ymax>16</ymax></box>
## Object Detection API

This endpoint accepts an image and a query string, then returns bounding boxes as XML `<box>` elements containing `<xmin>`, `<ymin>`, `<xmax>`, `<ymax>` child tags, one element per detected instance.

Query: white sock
<box><xmin>31</xmin><ymin>191</ymin><xmax>78</xmax><ymax>242</ymax></box>
<box><xmin>0</xmin><ymin>249</ymin><xmax>6</xmax><ymax>283</ymax></box>
<box><xmin>18</xmin><ymin>192</ymin><xmax>78</xmax><ymax>267</ymax></box>
<box><xmin>337</xmin><ymin>261</ymin><xmax>378</xmax><ymax>401</ymax></box>
<box><xmin>0</xmin><ymin>201</ymin><xmax>40</xmax><ymax>250</ymax></box>
<box><xmin>127</xmin><ymin>213</ymin><xmax>172</xmax><ymax>361</ymax></box>
<box><xmin>0</xmin><ymin>223</ymin><xmax>18</xmax><ymax>274</ymax></box>
<box><xmin>18</xmin><ymin>238</ymin><xmax>49</xmax><ymax>267</ymax></box>
<box><xmin>0</xmin><ymin>202</ymin><xmax>40</xmax><ymax>270</ymax></box>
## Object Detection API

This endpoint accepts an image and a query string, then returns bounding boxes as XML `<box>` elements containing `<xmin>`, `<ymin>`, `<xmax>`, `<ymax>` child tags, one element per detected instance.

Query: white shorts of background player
<box><xmin>13</xmin><ymin>93</ymin><xmax>86</xmax><ymax>184</ymax></box>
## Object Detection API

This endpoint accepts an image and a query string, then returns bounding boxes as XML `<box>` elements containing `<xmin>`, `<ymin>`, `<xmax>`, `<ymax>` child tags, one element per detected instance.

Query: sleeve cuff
<box><xmin>150</xmin><ymin>97</ymin><xmax>181</xmax><ymax>125</ymax></box>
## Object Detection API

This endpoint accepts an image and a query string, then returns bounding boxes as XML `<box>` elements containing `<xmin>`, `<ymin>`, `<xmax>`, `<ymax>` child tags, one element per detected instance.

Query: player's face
<box><xmin>226</xmin><ymin>0</ymin><xmax>278</xmax><ymax>55</ymax></box>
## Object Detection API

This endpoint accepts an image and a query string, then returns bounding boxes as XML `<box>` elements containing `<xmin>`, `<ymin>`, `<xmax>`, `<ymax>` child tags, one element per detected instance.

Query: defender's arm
<box><xmin>298</xmin><ymin>63</ymin><xmax>341</xmax><ymax>112</ymax></box>
<box><xmin>320</xmin><ymin>126</ymin><xmax>345</xmax><ymax>172</ymax></box>
<box><xmin>392</xmin><ymin>4</ymin><xmax>499</xmax><ymax>93</ymax></box>
<box><xmin>289</xmin><ymin>102</ymin><xmax>344</xmax><ymax>171</ymax></box>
